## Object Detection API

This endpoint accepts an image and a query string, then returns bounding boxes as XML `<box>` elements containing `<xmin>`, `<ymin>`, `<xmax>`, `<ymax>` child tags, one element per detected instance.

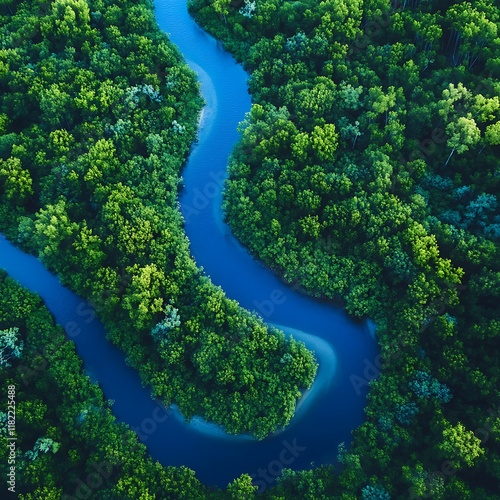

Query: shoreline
<box><xmin>169</xmin><ymin>323</ymin><xmax>337</xmax><ymax>441</ymax></box>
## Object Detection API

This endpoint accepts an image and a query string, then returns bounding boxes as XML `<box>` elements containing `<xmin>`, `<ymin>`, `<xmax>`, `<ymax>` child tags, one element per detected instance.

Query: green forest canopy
<box><xmin>0</xmin><ymin>0</ymin><xmax>499</xmax><ymax>497</ymax></box>
<box><xmin>0</xmin><ymin>0</ymin><xmax>317</xmax><ymax>444</ymax></box>
<box><xmin>188</xmin><ymin>0</ymin><xmax>500</xmax><ymax>498</ymax></box>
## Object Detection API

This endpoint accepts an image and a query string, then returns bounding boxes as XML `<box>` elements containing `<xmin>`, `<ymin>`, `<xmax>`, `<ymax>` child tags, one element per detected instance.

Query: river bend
<box><xmin>0</xmin><ymin>0</ymin><xmax>378</xmax><ymax>488</ymax></box>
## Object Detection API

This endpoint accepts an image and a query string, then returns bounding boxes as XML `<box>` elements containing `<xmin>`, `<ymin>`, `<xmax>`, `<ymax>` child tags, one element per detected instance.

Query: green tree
<box><xmin>311</xmin><ymin>123</ymin><xmax>338</xmax><ymax>162</ymax></box>
<box><xmin>0</xmin><ymin>157</ymin><xmax>33</xmax><ymax>201</ymax></box>
<box><xmin>438</xmin><ymin>422</ymin><xmax>485</xmax><ymax>469</ymax></box>
<box><xmin>0</xmin><ymin>327</ymin><xmax>23</xmax><ymax>368</ymax></box>
<box><xmin>445</xmin><ymin>115</ymin><xmax>481</xmax><ymax>165</ymax></box>
<box><xmin>226</xmin><ymin>473</ymin><xmax>257</xmax><ymax>498</ymax></box>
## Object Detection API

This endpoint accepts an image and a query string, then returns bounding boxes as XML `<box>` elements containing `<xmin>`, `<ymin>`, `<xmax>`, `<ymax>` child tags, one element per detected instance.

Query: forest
<box><xmin>0</xmin><ymin>270</ymin><xmax>217</xmax><ymax>498</ymax></box>
<box><xmin>0</xmin><ymin>275</ymin><xmax>293</xmax><ymax>497</ymax></box>
<box><xmin>1</xmin><ymin>0</ymin><xmax>499</xmax><ymax>498</ymax></box>
<box><xmin>187</xmin><ymin>0</ymin><xmax>500</xmax><ymax>497</ymax></box>
<box><xmin>0</xmin><ymin>0</ymin><xmax>317</xmax><ymax>446</ymax></box>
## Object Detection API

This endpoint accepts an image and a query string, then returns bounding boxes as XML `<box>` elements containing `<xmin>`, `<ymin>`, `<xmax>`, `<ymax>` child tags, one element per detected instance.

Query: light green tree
<box><xmin>485</xmin><ymin>121</ymin><xmax>500</xmax><ymax>146</ymax></box>
<box><xmin>0</xmin><ymin>157</ymin><xmax>33</xmax><ymax>201</ymax></box>
<box><xmin>439</xmin><ymin>422</ymin><xmax>485</xmax><ymax>468</ymax></box>
<box><xmin>445</xmin><ymin>115</ymin><xmax>481</xmax><ymax>165</ymax></box>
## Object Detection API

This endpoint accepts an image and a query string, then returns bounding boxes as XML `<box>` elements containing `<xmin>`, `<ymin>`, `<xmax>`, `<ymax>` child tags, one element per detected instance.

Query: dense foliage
<box><xmin>0</xmin><ymin>0</ymin><xmax>317</xmax><ymax>441</ymax></box>
<box><xmin>0</xmin><ymin>271</ymin><xmax>216</xmax><ymax>498</ymax></box>
<box><xmin>189</xmin><ymin>0</ymin><xmax>500</xmax><ymax>497</ymax></box>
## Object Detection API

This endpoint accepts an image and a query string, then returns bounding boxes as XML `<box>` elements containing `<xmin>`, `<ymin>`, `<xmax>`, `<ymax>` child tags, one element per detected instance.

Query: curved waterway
<box><xmin>0</xmin><ymin>0</ymin><xmax>378</xmax><ymax>489</ymax></box>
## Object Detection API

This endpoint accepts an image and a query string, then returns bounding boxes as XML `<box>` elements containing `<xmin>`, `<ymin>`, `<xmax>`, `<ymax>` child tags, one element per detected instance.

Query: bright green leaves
<box><xmin>445</xmin><ymin>116</ymin><xmax>481</xmax><ymax>165</ymax></box>
<box><xmin>0</xmin><ymin>326</ymin><xmax>23</xmax><ymax>368</ymax></box>
<box><xmin>49</xmin><ymin>129</ymin><xmax>74</xmax><ymax>159</ymax></box>
<box><xmin>446</xmin><ymin>1</ymin><xmax>498</xmax><ymax>69</ymax></box>
<box><xmin>291</xmin><ymin>131</ymin><xmax>310</xmax><ymax>161</ymax></box>
<box><xmin>439</xmin><ymin>422</ymin><xmax>485</xmax><ymax>469</ymax></box>
<box><xmin>39</xmin><ymin>84</ymin><xmax>73</xmax><ymax>129</ymax></box>
<box><xmin>191</xmin><ymin>331</ymin><xmax>225</xmax><ymax>381</ymax></box>
<box><xmin>226</xmin><ymin>473</ymin><xmax>258</xmax><ymax>498</ymax></box>
<box><xmin>40</xmin><ymin>0</ymin><xmax>91</xmax><ymax>48</ymax></box>
<box><xmin>438</xmin><ymin>83</ymin><xmax>472</xmax><ymax>122</ymax></box>
<box><xmin>294</xmin><ymin>78</ymin><xmax>336</xmax><ymax>128</ymax></box>
<box><xmin>367</xmin><ymin>85</ymin><xmax>397</xmax><ymax>125</ymax></box>
<box><xmin>0</xmin><ymin>274</ymin><xmax>207</xmax><ymax>497</ymax></box>
<box><xmin>299</xmin><ymin>215</ymin><xmax>321</xmax><ymax>239</ymax></box>
<box><xmin>122</xmin><ymin>264</ymin><xmax>165</xmax><ymax>330</ymax></box>
<box><xmin>485</xmin><ymin>121</ymin><xmax>500</xmax><ymax>145</ymax></box>
<box><xmin>25</xmin><ymin>199</ymin><xmax>79</xmax><ymax>269</ymax></box>
<box><xmin>310</xmin><ymin>123</ymin><xmax>338</xmax><ymax>162</ymax></box>
<box><xmin>125</xmin><ymin>4</ymin><xmax>156</xmax><ymax>33</ymax></box>
<box><xmin>83</xmin><ymin>138</ymin><xmax>119</xmax><ymax>186</ymax></box>
<box><xmin>212</xmin><ymin>0</ymin><xmax>231</xmax><ymax>19</ymax></box>
<box><xmin>338</xmin><ymin>81</ymin><xmax>363</xmax><ymax>110</ymax></box>
<box><xmin>99</xmin><ymin>183</ymin><xmax>160</xmax><ymax>260</ymax></box>
<box><xmin>189</xmin><ymin>0</ymin><xmax>500</xmax><ymax>496</ymax></box>
<box><xmin>0</xmin><ymin>156</ymin><xmax>33</xmax><ymax>202</ymax></box>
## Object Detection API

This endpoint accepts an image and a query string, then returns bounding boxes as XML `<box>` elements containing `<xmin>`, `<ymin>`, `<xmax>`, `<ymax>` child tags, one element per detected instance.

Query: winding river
<box><xmin>0</xmin><ymin>0</ymin><xmax>378</xmax><ymax>489</ymax></box>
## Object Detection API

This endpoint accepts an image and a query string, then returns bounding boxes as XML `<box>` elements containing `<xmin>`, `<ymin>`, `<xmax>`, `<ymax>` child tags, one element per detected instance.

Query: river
<box><xmin>0</xmin><ymin>0</ymin><xmax>379</xmax><ymax>489</ymax></box>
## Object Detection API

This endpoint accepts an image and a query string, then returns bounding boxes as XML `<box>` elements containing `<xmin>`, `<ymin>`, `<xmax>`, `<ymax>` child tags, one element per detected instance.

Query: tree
<box><xmin>437</xmin><ymin>83</ymin><xmax>472</xmax><ymax>123</ymax></box>
<box><xmin>367</xmin><ymin>86</ymin><xmax>397</xmax><ymax>125</ymax></box>
<box><xmin>445</xmin><ymin>115</ymin><xmax>481</xmax><ymax>165</ymax></box>
<box><xmin>361</xmin><ymin>485</ymin><xmax>391</xmax><ymax>500</ymax></box>
<box><xmin>0</xmin><ymin>327</ymin><xmax>23</xmax><ymax>368</ymax></box>
<box><xmin>21</xmin><ymin>200</ymin><xmax>79</xmax><ymax>271</ymax></box>
<box><xmin>0</xmin><ymin>156</ymin><xmax>33</xmax><ymax>201</ymax></box>
<box><xmin>39</xmin><ymin>84</ymin><xmax>73</xmax><ymax>129</ymax></box>
<box><xmin>83</xmin><ymin>138</ymin><xmax>119</xmax><ymax>187</ymax></box>
<box><xmin>438</xmin><ymin>422</ymin><xmax>485</xmax><ymax>469</ymax></box>
<box><xmin>24</xmin><ymin>436</ymin><xmax>61</xmax><ymax>460</ymax></box>
<box><xmin>212</xmin><ymin>0</ymin><xmax>231</xmax><ymax>23</ymax></box>
<box><xmin>40</xmin><ymin>0</ymin><xmax>91</xmax><ymax>48</ymax></box>
<box><xmin>446</xmin><ymin>2</ymin><xmax>498</xmax><ymax>69</ymax></box>
<box><xmin>226</xmin><ymin>473</ymin><xmax>258</xmax><ymax>498</ymax></box>
<box><xmin>485</xmin><ymin>121</ymin><xmax>500</xmax><ymax>146</ymax></box>
<box><xmin>122</xmin><ymin>264</ymin><xmax>166</xmax><ymax>330</ymax></box>
<box><xmin>151</xmin><ymin>303</ymin><xmax>181</xmax><ymax>352</ymax></box>
<box><xmin>338</xmin><ymin>117</ymin><xmax>362</xmax><ymax>148</ymax></box>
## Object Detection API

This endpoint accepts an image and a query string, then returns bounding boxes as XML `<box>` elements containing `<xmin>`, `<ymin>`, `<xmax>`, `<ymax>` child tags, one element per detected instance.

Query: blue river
<box><xmin>0</xmin><ymin>0</ymin><xmax>379</xmax><ymax>489</ymax></box>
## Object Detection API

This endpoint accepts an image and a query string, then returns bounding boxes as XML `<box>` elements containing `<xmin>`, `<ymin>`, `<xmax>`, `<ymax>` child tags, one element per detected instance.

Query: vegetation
<box><xmin>0</xmin><ymin>0</ymin><xmax>317</xmax><ymax>441</ymax></box>
<box><xmin>0</xmin><ymin>270</ymin><xmax>219</xmax><ymax>498</ymax></box>
<box><xmin>189</xmin><ymin>0</ymin><xmax>500</xmax><ymax>497</ymax></box>
<box><xmin>0</xmin><ymin>271</ymin><xmax>269</xmax><ymax>498</ymax></box>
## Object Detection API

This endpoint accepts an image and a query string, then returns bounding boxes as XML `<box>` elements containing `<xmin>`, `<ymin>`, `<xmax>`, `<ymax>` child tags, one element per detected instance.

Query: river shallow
<box><xmin>0</xmin><ymin>0</ymin><xmax>379</xmax><ymax>489</ymax></box>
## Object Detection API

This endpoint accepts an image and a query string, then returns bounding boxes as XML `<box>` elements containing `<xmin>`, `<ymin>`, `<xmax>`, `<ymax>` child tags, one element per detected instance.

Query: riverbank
<box><xmin>169</xmin><ymin>324</ymin><xmax>337</xmax><ymax>440</ymax></box>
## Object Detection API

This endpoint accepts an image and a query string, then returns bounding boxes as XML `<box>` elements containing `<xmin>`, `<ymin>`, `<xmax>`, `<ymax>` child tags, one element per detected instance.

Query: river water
<box><xmin>0</xmin><ymin>0</ymin><xmax>378</xmax><ymax>489</ymax></box>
